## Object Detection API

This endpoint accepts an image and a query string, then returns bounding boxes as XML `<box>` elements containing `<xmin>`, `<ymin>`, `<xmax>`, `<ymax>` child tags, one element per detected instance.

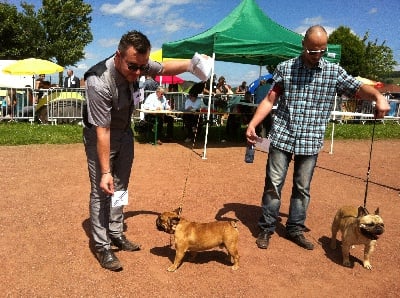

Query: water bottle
<box><xmin>244</xmin><ymin>144</ymin><xmax>255</xmax><ymax>163</ymax></box>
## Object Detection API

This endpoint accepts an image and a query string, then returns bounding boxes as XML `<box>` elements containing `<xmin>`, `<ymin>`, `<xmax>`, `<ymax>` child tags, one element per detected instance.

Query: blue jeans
<box><xmin>258</xmin><ymin>145</ymin><xmax>318</xmax><ymax>235</ymax></box>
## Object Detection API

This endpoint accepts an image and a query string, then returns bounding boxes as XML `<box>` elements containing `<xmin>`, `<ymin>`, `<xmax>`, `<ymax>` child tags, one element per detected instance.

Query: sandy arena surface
<box><xmin>0</xmin><ymin>139</ymin><xmax>399</xmax><ymax>297</ymax></box>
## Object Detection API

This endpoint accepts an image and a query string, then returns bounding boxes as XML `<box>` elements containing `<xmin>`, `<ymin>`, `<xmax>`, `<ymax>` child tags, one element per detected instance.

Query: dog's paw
<box><xmin>231</xmin><ymin>264</ymin><xmax>239</xmax><ymax>271</ymax></box>
<box><xmin>343</xmin><ymin>260</ymin><xmax>352</xmax><ymax>267</ymax></box>
<box><xmin>167</xmin><ymin>265</ymin><xmax>178</xmax><ymax>272</ymax></box>
<box><xmin>363</xmin><ymin>261</ymin><xmax>373</xmax><ymax>270</ymax></box>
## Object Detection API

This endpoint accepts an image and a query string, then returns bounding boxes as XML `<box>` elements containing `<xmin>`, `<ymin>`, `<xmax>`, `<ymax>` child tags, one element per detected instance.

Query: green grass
<box><xmin>0</xmin><ymin>120</ymin><xmax>399</xmax><ymax>146</ymax></box>
<box><xmin>325</xmin><ymin>120</ymin><xmax>400</xmax><ymax>139</ymax></box>
<box><xmin>0</xmin><ymin>122</ymin><xmax>83</xmax><ymax>145</ymax></box>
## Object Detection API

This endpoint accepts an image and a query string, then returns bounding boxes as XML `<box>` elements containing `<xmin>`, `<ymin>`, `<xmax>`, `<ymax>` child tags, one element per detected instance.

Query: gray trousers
<box><xmin>83</xmin><ymin>126</ymin><xmax>134</xmax><ymax>251</ymax></box>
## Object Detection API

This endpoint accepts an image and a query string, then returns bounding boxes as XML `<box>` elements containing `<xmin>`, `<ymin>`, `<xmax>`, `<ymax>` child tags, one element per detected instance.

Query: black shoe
<box><xmin>110</xmin><ymin>235</ymin><xmax>141</xmax><ymax>251</ymax></box>
<box><xmin>96</xmin><ymin>249</ymin><xmax>122</xmax><ymax>271</ymax></box>
<box><xmin>256</xmin><ymin>230</ymin><xmax>271</xmax><ymax>249</ymax></box>
<box><xmin>286</xmin><ymin>233</ymin><xmax>314</xmax><ymax>250</ymax></box>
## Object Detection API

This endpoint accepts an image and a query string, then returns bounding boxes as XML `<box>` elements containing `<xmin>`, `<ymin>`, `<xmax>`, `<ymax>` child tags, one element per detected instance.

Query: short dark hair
<box><xmin>118</xmin><ymin>30</ymin><xmax>151</xmax><ymax>55</ymax></box>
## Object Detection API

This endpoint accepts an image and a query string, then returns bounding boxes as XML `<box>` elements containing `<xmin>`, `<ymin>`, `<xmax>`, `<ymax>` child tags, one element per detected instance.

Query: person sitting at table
<box><xmin>216</xmin><ymin>76</ymin><xmax>233</xmax><ymax>95</ymax></box>
<box><xmin>182</xmin><ymin>82</ymin><xmax>205</xmax><ymax>143</ymax></box>
<box><xmin>142</xmin><ymin>86</ymin><xmax>174</xmax><ymax>144</ymax></box>
<box><xmin>235</xmin><ymin>81</ymin><xmax>248</xmax><ymax>94</ymax></box>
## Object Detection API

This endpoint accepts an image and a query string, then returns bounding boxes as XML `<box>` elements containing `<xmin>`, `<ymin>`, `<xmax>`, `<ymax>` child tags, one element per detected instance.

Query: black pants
<box><xmin>183</xmin><ymin>114</ymin><xmax>203</xmax><ymax>139</ymax></box>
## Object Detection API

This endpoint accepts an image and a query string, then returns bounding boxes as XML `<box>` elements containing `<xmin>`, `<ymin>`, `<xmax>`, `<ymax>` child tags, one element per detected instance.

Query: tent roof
<box><xmin>162</xmin><ymin>0</ymin><xmax>341</xmax><ymax>65</ymax></box>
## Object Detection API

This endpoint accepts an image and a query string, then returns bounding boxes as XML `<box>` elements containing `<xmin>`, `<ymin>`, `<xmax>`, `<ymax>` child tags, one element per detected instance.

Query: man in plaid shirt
<box><xmin>246</xmin><ymin>25</ymin><xmax>390</xmax><ymax>250</ymax></box>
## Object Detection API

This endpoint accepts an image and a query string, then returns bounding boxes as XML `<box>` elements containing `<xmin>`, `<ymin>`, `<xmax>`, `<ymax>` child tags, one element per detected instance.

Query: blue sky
<box><xmin>13</xmin><ymin>0</ymin><xmax>400</xmax><ymax>87</ymax></box>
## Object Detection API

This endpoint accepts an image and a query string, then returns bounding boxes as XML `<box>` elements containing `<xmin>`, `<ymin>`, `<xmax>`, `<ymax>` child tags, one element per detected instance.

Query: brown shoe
<box><xmin>96</xmin><ymin>249</ymin><xmax>122</xmax><ymax>271</ymax></box>
<box><xmin>110</xmin><ymin>235</ymin><xmax>141</xmax><ymax>251</ymax></box>
<box><xmin>286</xmin><ymin>233</ymin><xmax>314</xmax><ymax>250</ymax></box>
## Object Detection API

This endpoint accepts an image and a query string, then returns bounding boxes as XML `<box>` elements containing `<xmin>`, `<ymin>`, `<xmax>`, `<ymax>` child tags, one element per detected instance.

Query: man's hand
<box><xmin>374</xmin><ymin>96</ymin><xmax>390</xmax><ymax>119</ymax></box>
<box><xmin>100</xmin><ymin>172</ymin><xmax>114</xmax><ymax>195</ymax></box>
<box><xmin>246</xmin><ymin>125</ymin><xmax>258</xmax><ymax>145</ymax></box>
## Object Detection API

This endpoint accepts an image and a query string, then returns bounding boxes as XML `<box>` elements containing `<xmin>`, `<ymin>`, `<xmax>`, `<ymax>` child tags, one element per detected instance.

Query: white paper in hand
<box><xmin>132</xmin><ymin>90</ymin><xmax>141</xmax><ymax>105</ymax></box>
<box><xmin>189</xmin><ymin>52</ymin><xmax>213</xmax><ymax>81</ymax></box>
<box><xmin>255</xmin><ymin>137</ymin><xmax>271</xmax><ymax>152</ymax></box>
<box><xmin>111</xmin><ymin>190</ymin><xmax>128</xmax><ymax>207</ymax></box>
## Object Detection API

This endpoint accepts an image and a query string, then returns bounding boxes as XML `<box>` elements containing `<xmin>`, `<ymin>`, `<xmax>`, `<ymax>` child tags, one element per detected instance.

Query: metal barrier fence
<box><xmin>0</xmin><ymin>87</ymin><xmax>86</xmax><ymax>124</ymax></box>
<box><xmin>332</xmin><ymin>96</ymin><xmax>400</xmax><ymax>124</ymax></box>
<box><xmin>1</xmin><ymin>86</ymin><xmax>399</xmax><ymax>125</ymax></box>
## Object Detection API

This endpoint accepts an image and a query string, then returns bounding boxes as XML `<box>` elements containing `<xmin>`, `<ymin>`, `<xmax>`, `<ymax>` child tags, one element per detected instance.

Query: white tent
<box><xmin>0</xmin><ymin>60</ymin><xmax>32</xmax><ymax>88</ymax></box>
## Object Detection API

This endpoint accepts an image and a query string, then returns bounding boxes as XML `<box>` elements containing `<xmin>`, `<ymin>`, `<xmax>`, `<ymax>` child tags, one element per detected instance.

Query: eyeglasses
<box><xmin>126</xmin><ymin>62</ymin><xmax>149</xmax><ymax>72</ymax></box>
<box><xmin>306</xmin><ymin>48</ymin><xmax>328</xmax><ymax>56</ymax></box>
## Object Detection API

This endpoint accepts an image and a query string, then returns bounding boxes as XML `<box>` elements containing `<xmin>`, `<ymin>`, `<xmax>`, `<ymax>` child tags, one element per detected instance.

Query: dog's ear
<box><xmin>173</xmin><ymin>207</ymin><xmax>182</xmax><ymax>216</ymax></box>
<box><xmin>374</xmin><ymin>207</ymin><xmax>380</xmax><ymax>215</ymax></box>
<box><xmin>358</xmin><ymin>206</ymin><xmax>369</xmax><ymax>217</ymax></box>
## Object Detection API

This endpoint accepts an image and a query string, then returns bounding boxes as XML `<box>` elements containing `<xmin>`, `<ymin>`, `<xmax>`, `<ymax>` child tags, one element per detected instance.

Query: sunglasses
<box><xmin>127</xmin><ymin>62</ymin><xmax>149</xmax><ymax>72</ymax></box>
<box><xmin>306</xmin><ymin>48</ymin><xmax>328</xmax><ymax>56</ymax></box>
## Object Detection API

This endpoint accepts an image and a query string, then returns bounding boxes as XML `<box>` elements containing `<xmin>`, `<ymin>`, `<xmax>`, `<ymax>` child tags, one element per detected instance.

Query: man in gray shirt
<box><xmin>83</xmin><ymin>30</ymin><xmax>211</xmax><ymax>271</ymax></box>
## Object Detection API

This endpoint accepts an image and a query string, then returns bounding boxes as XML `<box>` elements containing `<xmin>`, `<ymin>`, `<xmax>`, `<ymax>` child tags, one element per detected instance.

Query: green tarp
<box><xmin>162</xmin><ymin>0</ymin><xmax>341</xmax><ymax>66</ymax></box>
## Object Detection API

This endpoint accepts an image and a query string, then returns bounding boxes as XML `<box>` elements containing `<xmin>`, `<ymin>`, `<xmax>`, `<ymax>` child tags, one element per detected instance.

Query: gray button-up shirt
<box><xmin>86</xmin><ymin>56</ymin><xmax>163</xmax><ymax>130</ymax></box>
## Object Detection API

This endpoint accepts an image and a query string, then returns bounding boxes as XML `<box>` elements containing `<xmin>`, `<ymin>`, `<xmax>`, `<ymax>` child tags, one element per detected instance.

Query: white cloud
<box><xmin>369</xmin><ymin>8</ymin><xmax>378</xmax><ymax>14</ymax></box>
<box><xmin>115</xmin><ymin>21</ymin><xmax>125</xmax><ymax>27</ymax></box>
<box><xmin>98</xmin><ymin>38</ymin><xmax>119</xmax><ymax>48</ymax></box>
<box><xmin>100</xmin><ymin>0</ymin><xmax>202</xmax><ymax>34</ymax></box>
<box><xmin>294</xmin><ymin>17</ymin><xmax>336</xmax><ymax>36</ymax></box>
<box><xmin>77</xmin><ymin>63</ymin><xmax>89</xmax><ymax>70</ymax></box>
<box><xmin>303</xmin><ymin>16</ymin><xmax>324</xmax><ymax>25</ymax></box>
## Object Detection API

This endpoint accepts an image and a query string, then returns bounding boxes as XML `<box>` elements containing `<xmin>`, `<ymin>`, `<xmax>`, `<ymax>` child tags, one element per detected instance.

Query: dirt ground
<box><xmin>1</xmin><ymin>139</ymin><xmax>399</xmax><ymax>297</ymax></box>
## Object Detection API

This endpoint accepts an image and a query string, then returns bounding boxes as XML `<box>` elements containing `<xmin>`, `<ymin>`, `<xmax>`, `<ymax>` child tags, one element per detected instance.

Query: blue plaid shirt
<box><xmin>270</xmin><ymin>56</ymin><xmax>362</xmax><ymax>155</ymax></box>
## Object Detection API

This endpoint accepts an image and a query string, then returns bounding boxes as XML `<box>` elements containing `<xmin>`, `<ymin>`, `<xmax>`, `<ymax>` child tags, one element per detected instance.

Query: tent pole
<box><xmin>202</xmin><ymin>53</ymin><xmax>215</xmax><ymax>160</ymax></box>
<box><xmin>32</xmin><ymin>75</ymin><xmax>35</xmax><ymax>124</ymax></box>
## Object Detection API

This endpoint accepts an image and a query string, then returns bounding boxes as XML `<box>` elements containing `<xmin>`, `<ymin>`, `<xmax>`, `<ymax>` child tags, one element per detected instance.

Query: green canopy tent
<box><xmin>163</xmin><ymin>0</ymin><xmax>341</xmax><ymax>158</ymax></box>
<box><xmin>162</xmin><ymin>0</ymin><xmax>341</xmax><ymax>66</ymax></box>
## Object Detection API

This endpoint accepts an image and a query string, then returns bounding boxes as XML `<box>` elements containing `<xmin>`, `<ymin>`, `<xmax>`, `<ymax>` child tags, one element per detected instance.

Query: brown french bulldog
<box><xmin>156</xmin><ymin>207</ymin><xmax>239</xmax><ymax>272</ymax></box>
<box><xmin>330</xmin><ymin>206</ymin><xmax>384</xmax><ymax>269</ymax></box>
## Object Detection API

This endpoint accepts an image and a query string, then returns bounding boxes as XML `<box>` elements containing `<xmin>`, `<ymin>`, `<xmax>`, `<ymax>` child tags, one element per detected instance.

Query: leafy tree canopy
<box><xmin>328</xmin><ymin>26</ymin><xmax>397</xmax><ymax>80</ymax></box>
<box><xmin>0</xmin><ymin>0</ymin><xmax>92</xmax><ymax>84</ymax></box>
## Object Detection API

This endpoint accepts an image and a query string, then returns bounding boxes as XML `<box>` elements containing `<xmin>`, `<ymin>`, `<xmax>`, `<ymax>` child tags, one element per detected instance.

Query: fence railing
<box><xmin>1</xmin><ymin>87</ymin><xmax>399</xmax><ymax>125</ymax></box>
<box><xmin>0</xmin><ymin>87</ymin><xmax>86</xmax><ymax>124</ymax></box>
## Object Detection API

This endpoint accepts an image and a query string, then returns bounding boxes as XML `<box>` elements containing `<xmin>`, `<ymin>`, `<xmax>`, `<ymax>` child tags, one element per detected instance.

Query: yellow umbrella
<box><xmin>150</xmin><ymin>49</ymin><xmax>164</xmax><ymax>62</ymax></box>
<box><xmin>149</xmin><ymin>49</ymin><xmax>183</xmax><ymax>85</ymax></box>
<box><xmin>149</xmin><ymin>49</ymin><xmax>182</xmax><ymax>62</ymax></box>
<box><xmin>2</xmin><ymin>58</ymin><xmax>63</xmax><ymax>75</ymax></box>
<box><xmin>3</xmin><ymin>58</ymin><xmax>64</xmax><ymax>89</ymax></box>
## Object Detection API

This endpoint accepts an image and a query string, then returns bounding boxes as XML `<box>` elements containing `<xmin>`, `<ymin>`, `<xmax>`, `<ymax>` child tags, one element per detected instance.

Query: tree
<box><xmin>38</xmin><ymin>0</ymin><xmax>93</xmax><ymax>85</ymax></box>
<box><xmin>0</xmin><ymin>1</ymin><xmax>92</xmax><ymax>85</ymax></box>
<box><xmin>19</xmin><ymin>3</ymin><xmax>47</xmax><ymax>59</ymax></box>
<box><xmin>361</xmin><ymin>32</ymin><xmax>396</xmax><ymax>80</ymax></box>
<box><xmin>0</xmin><ymin>2</ymin><xmax>45</xmax><ymax>59</ymax></box>
<box><xmin>328</xmin><ymin>26</ymin><xmax>364</xmax><ymax>76</ymax></box>
<box><xmin>328</xmin><ymin>26</ymin><xmax>397</xmax><ymax>80</ymax></box>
